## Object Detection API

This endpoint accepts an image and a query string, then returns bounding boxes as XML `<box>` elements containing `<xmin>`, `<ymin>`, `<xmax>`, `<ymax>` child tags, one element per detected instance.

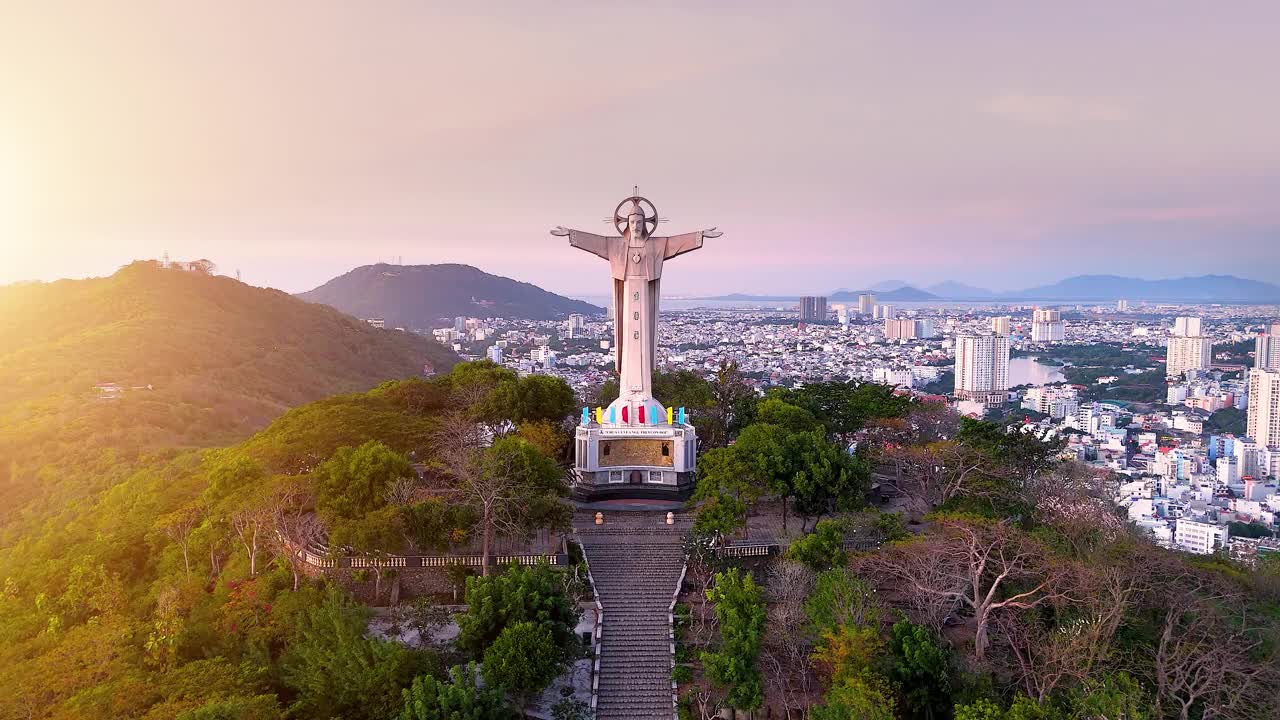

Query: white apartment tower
<box><xmin>1254</xmin><ymin>322</ymin><xmax>1280</xmax><ymax>370</ymax></box>
<box><xmin>954</xmin><ymin>333</ymin><xmax>1011</xmax><ymax>407</ymax></box>
<box><xmin>991</xmin><ymin>316</ymin><xmax>1011</xmax><ymax>335</ymax></box>
<box><xmin>1248</xmin><ymin>368</ymin><xmax>1280</xmax><ymax>450</ymax></box>
<box><xmin>1030</xmin><ymin>308</ymin><xmax>1065</xmax><ymax>342</ymax></box>
<box><xmin>1166</xmin><ymin>316</ymin><xmax>1212</xmax><ymax>377</ymax></box>
<box><xmin>857</xmin><ymin>293</ymin><xmax>875</xmax><ymax>316</ymax></box>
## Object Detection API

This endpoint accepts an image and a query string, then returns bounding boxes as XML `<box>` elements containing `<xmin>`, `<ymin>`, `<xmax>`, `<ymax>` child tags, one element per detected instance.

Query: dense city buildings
<box><xmin>1166</xmin><ymin>315</ymin><xmax>1213</xmax><ymax>377</ymax></box>
<box><xmin>1249</xmin><ymin>368</ymin><xmax>1280</xmax><ymax>449</ymax></box>
<box><xmin>1030</xmin><ymin>308</ymin><xmax>1065</xmax><ymax>342</ymax></box>
<box><xmin>799</xmin><ymin>295</ymin><xmax>828</xmax><ymax>323</ymax></box>
<box><xmin>953</xmin><ymin>333</ymin><xmax>1010</xmax><ymax>407</ymax></box>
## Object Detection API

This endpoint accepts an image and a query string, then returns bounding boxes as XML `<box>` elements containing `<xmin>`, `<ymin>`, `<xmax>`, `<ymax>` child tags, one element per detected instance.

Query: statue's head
<box><xmin>627</xmin><ymin>210</ymin><xmax>646</xmax><ymax>239</ymax></box>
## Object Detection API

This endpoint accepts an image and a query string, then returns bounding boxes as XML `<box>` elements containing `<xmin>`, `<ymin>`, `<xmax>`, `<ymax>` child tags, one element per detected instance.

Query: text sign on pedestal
<box><xmin>599</xmin><ymin>427</ymin><xmax>675</xmax><ymax>438</ymax></box>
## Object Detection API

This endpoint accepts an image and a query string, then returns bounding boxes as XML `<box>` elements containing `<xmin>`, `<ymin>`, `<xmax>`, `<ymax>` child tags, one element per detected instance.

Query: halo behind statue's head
<box><xmin>614</xmin><ymin>195</ymin><xmax>658</xmax><ymax>237</ymax></box>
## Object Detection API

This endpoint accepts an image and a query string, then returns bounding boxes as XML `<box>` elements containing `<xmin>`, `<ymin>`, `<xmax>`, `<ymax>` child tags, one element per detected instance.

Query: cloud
<box><xmin>981</xmin><ymin>94</ymin><xmax>1130</xmax><ymax>126</ymax></box>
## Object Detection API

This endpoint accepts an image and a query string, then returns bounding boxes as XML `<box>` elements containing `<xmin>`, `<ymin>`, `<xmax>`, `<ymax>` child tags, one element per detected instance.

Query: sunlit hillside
<box><xmin>0</xmin><ymin>261</ymin><xmax>457</xmax><ymax>527</ymax></box>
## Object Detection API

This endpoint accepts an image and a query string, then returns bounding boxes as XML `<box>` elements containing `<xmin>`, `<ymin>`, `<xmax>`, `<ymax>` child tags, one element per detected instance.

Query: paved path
<box><xmin>576</xmin><ymin>511</ymin><xmax>689</xmax><ymax>720</ymax></box>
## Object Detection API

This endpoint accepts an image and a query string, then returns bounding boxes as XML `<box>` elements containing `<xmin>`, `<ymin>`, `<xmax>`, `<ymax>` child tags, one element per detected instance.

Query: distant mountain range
<box><xmin>925</xmin><ymin>281</ymin><xmax>997</xmax><ymax>299</ymax></box>
<box><xmin>299</xmin><ymin>263</ymin><xmax>604</xmax><ymax>328</ymax></box>
<box><xmin>1006</xmin><ymin>274</ymin><xmax>1280</xmax><ymax>302</ymax></box>
<box><xmin>721</xmin><ymin>274</ymin><xmax>1280</xmax><ymax>303</ymax></box>
<box><xmin>707</xmin><ymin>286</ymin><xmax>939</xmax><ymax>303</ymax></box>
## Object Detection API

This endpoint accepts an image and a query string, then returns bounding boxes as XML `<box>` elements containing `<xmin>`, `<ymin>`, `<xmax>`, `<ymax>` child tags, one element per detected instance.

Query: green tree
<box><xmin>399</xmin><ymin>663</ymin><xmax>516</xmax><ymax>720</ymax></box>
<box><xmin>464</xmin><ymin>436</ymin><xmax>569</xmax><ymax>574</ymax></box>
<box><xmin>701</xmin><ymin>569</ymin><xmax>766</xmax><ymax>710</ymax></box>
<box><xmin>692</xmin><ymin>445</ymin><xmax>760</xmax><ymax>538</ymax></box>
<box><xmin>456</xmin><ymin>561</ymin><xmax>580</xmax><ymax>658</ymax></box>
<box><xmin>328</xmin><ymin>505</ymin><xmax>407</xmax><ymax>599</ymax></box>
<box><xmin>786</xmin><ymin>519</ymin><xmax>847</xmax><ymax>571</ymax></box>
<box><xmin>177</xmin><ymin>695</ymin><xmax>282</xmax><ymax>720</ymax></box>
<box><xmin>1068</xmin><ymin>672</ymin><xmax>1150</xmax><ymax>720</ymax></box>
<box><xmin>889</xmin><ymin>620</ymin><xmax>952</xmax><ymax>720</ymax></box>
<box><xmin>316</xmin><ymin>440</ymin><xmax>413</xmax><ymax>522</ymax></box>
<box><xmin>811</xmin><ymin>674</ymin><xmax>897</xmax><ymax>720</ymax></box>
<box><xmin>282</xmin><ymin>589</ymin><xmax>437</xmax><ymax>720</ymax></box>
<box><xmin>804</xmin><ymin>569</ymin><xmax>880</xmax><ymax>637</ymax></box>
<box><xmin>482</xmin><ymin>621</ymin><xmax>566</xmax><ymax>713</ymax></box>
<box><xmin>771</xmin><ymin>380</ymin><xmax>912</xmax><ymax>440</ymax></box>
<box><xmin>496</xmin><ymin>374</ymin><xmax>577</xmax><ymax>426</ymax></box>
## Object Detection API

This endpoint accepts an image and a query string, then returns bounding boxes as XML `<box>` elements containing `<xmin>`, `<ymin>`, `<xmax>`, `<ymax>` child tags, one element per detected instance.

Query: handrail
<box><xmin>299</xmin><ymin>547</ymin><xmax>567</xmax><ymax>569</ymax></box>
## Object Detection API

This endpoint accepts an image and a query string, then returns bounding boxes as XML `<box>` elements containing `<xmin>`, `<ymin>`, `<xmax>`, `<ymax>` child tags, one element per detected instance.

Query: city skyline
<box><xmin>3</xmin><ymin>2</ymin><xmax>1280</xmax><ymax>295</ymax></box>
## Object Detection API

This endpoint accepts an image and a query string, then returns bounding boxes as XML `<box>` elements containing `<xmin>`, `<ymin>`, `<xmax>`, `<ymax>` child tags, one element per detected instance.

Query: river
<box><xmin>1007</xmin><ymin>357</ymin><xmax>1066</xmax><ymax>386</ymax></box>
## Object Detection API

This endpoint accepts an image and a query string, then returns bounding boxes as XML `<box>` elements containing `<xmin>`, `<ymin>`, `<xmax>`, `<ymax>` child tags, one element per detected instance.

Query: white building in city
<box><xmin>991</xmin><ymin>316</ymin><xmax>1011</xmax><ymax>335</ymax></box>
<box><xmin>1254</xmin><ymin>323</ymin><xmax>1280</xmax><ymax>370</ymax></box>
<box><xmin>1166</xmin><ymin>316</ymin><xmax>1212</xmax><ymax>377</ymax></box>
<box><xmin>1030</xmin><ymin>308</ymin><xmax>1065</xmax><ymax>342</ymax></box>
<box><xmin>872</xmin><ymin>367</ymin><xmax>914</xmax><ymax>388</ymax></box>
<box><xmin>1248</xmin><ymin>368</ymin><xmax>1280</xmax><ymax>450</ymax></box>
<box><xmin>1174</xmin><ymin>519</ymin><xmax>1229</xmax><ymax>555</ymax></box>
<box><xmin>954</xmin><ymin>333</ymin><xmax>1010</xmax><ymax>407</ymax></box>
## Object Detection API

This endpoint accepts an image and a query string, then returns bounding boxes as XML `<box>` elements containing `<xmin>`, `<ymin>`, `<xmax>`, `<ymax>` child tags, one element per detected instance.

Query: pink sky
<box><xmin>2</xmin><ymin>2</ymin><xmax>1278</xmax><ymax>296</ymax></box>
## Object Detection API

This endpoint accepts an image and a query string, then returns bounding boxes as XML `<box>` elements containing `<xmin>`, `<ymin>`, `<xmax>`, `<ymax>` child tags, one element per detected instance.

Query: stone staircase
<box><xmin>577</xmin><ymin>512</ymin><xmax>688</xmax><ymax>719</ymax></box>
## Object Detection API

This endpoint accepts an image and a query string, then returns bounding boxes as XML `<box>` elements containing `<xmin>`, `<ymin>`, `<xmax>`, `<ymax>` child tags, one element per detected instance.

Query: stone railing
<box><xmin>668</xmin><ymin>558</ymin><xmax>688</xmax><ymax>720</ymax></box>
<box><xmin>714</xmin><ymin>536</ymin><xmax>882</xmax><ymax>559</ymax></box>
<box><xmin>575</xmin><ymin>537</ymin><xmax>605</xmax><ymax>717</ymax></box>
<box><xmin>300</xmin><ymin>546</ymin><xmax>567</xmax><ymax>569</ymax></box>
<box><xmin>715</xmin><ymin>543</ymin><xmax>776</xmax><ymax>559</ymax></box>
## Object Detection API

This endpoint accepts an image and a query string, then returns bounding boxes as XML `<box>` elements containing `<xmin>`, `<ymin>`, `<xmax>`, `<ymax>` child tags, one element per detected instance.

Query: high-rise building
<box><xmin>1117</xmin><ymin>299</ymin><xmax>1129</xmax><ymax>312</ymax></box>
<box><xmin>1173</xmin><ymin>316</ymin><xmax>1202</xmax><ymax>337</ymax></box>
<box><xmin>1030</xmin><ymin>308</ymin><xmax>1065</xmax><ymax>342</ymax></box>
<box><xmin>834</xmin><ymin>304</ymin><xmax>849</xmax><ymax>326</ymax></box>
<box><xmin>799</xmin><ymin>296</ymin><xmax>828</xmax><ymax>323</ymax></box>
<box><xmin>1254</xmin><ymin>323</ymin><xmax>1280</xmax><ymax>370</ymax></box>
<box><xmin>1248</xmin><ymin>368</ymin><xmax>1280</xmax><ymax>449</ymax></box>
<box><xmin>884</xmin><ymin>318</ymin><xmax>916</xmax><ymax>339</ymax></box>
<box><xmin>857</xmin><ymin>293</ymin><xmax>875</xmax><ymax>316</ymax></box>
<box><xmin>1166</xmin><ymin>337</ymin><xmax>1213</xmax><ymax>377</ymax></box>
<box><xmin>1166</xmin><ymin>316</ymin><xmax>1212</xmax><ymax>377</ymax></box>
<box><xmin>875</xmin><ymin>304</ymin><xmax>896</xmax><ymax>320</ymax></box>
<box><xmin>991</xmin><ymin>316</ymin><xmax>1011</xmax><ymax>335</ymax></box>
<box><xmin>954</xmin><ymin>333</ymin><xmax>1010</xmax><ymax>407</ymax></box>
<box><xmin>486</xmin><ymin>345</ymin><xmax>503</xmax><ymax>364</ymax></box>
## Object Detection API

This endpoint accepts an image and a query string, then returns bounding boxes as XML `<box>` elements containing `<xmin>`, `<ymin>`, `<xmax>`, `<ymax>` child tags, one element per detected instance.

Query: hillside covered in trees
<box><xmin>677</xmin><ymin>380</ymin><xmax>1280</xmax><ymax>720</ymax></box>
<box><xmin>0</xmin><ymin>362</ymin><xmax>580</xmax><ymax>720</ymax></box>
<box><xmin>0</xmin><ymin>261</ymin><xmax>456</xmax><ymax>531</ymax></box>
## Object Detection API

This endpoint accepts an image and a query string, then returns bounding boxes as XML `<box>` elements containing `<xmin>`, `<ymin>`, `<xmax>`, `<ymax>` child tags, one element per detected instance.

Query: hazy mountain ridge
<box><xmin>299</xmin><ymin>263</ymin><xmax>604</xmax><ymax>328</ymax></box>
<box><xmin>1005</xmin><ymin>274</ymin><xmax>1280</xmax><ymax>301</ymax></box>
<box><xmin>878</xmin><ymin>274</ymin><xmax>1278</xmax><ymax>301</ymax></box>
<box><xmin>926</xmin><ymin>281</ymin><xmax>997</xmax><ymax>298</ymax></box>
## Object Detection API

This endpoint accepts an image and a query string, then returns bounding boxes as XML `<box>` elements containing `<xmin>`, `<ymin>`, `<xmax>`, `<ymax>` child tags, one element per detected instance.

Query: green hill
<box><xmin>0</xmin><ymin>261</ymin><xmax>457</xmax><ymax>525</ymax></box>
<box><xmin>297</xmin><ymin>263</ymin><xmax>604</xmax><ymax>329</ymax></box>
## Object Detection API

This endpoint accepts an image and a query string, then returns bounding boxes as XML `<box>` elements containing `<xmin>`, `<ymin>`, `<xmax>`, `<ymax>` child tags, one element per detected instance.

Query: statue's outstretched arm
<box><xmin>552</xmin><ymin>227</ymin><xmax>618</xmax><ymax>260</ymax></box>
<box><xmin>661</xmin><ymin>228</ymin><xmax>720</xmax><ymax>260</ymax></box>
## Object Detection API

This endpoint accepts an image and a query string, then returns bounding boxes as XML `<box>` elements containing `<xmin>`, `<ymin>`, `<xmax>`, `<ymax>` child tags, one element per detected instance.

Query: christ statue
<box><xmin>552</xmin><ymin>192</ymin><xmax>720</xmax><ymax>418</ymax></box>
